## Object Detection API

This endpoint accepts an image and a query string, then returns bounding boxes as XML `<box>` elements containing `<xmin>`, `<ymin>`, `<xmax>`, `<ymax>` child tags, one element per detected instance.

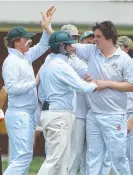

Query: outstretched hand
<box><xmin>46</xmin><ymin>6</ymin><xmax>56</xmax><ymax>23</ymax></box>
<box><xmin>40</xmin><ymin>6</ymin><xmax>56</xmax><ymax>33</ymax></box>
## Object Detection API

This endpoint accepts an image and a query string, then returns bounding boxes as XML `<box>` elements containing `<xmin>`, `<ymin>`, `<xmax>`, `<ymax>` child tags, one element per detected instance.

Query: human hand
<box><xmin>83</xmin><ymin>73</ymin><xmax>93</xmax><ymax>82</ymax></box>
<box><xmin>96</xmin><ymin>80</ymin><xmax>109</xmax><ymax>91</ymax></box>
<box><xmin>127</xmin><ymin>117</ymin><xmax>133</xmax><ymax>134</ymax></box>
<box><xmin>39</xmin><ymin>6</ymin><xmax>56</xmax><ymax>33</ymax></box>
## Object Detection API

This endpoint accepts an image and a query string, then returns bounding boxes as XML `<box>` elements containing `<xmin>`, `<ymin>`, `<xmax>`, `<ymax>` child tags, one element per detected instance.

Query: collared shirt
<box><xmin>38</xmin><ymin>53</ymin><xmax>96</xmax><ymax>111</ymax></box>
<box><xmin>75</xmin><ymin>44</ymin><xmax>133</xmax><ymax>114</ymax></box>
<box><xmin>127</xmin><ymin>59</ymin><xmax>133</xmax><ymax>113</ymax></box>
<box><xmin>2</xmin><ymin>30</ymin><xmax>50</xmax><ymax>113</ymax></box>
<box><xmin>68</xmin><ymin>54</ymin><xmax>88</xmax><ymax>78</ymax></box>
<box><xmin>68</xmin><ymin>54</ymin><xmax>89</xmax><ymax>119</ymax></box>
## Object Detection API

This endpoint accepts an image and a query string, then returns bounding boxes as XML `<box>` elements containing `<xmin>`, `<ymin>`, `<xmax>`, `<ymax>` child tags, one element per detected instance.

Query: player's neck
<box><xmin>101</xmin><ymin>45</ymin><xmax>117</xmax><ymax>58</ymax></box>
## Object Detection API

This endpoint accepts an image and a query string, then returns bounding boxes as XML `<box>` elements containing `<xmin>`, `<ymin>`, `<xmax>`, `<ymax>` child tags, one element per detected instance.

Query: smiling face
<box><xmin>92</xmin><ymin>21</ymin><xmax>118</xmax><ymax>50</ymax></box>
<box><xmin>94</xmin><ymin>29</ymin><xmax>111</xmax><ymax>50</ymax></box>
<box><xmin>14</xmin><ymin>38</ymin><xmax>32</xmax><ymax>53</ymax></box>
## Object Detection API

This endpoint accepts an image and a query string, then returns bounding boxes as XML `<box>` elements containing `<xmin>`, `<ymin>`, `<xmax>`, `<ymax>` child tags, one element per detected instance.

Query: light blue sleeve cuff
<box><xmin>87</xmin><ymin>82</ymin><xmax>97</xmax><ymax>92</ymax></box>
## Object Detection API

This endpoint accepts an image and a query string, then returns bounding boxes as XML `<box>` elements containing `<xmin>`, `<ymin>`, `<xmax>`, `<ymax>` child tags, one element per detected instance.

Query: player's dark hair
<box><xmin>92</xmin><ymin>20</ymin><xmax>118</xmax><ymax>45</ymax></box>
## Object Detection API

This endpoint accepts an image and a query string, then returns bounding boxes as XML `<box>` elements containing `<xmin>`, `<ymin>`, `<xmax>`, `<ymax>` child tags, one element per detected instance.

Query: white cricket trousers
<box><xmin>37</xmin><ymin>110</ymin><xmax>74</xmax><ymax>175</ymax></box>
<box><xmin>68</xmin><ymin>118</ymin><xmax>86</xmax><ymax>175</ymax></box>
<box><xmin>127</xmin><ymin>112</ymin><xmax>133</xmax><ymax>175</ymax></box>
<box><xmin>3</xmin><ymin>108</ymin><xmax>36</xmax><ymax>175</ymax></box>
<box><xmin>86</xmin><ymin>110</ymin><xmax>130</xmax><ymax>175</ymax></box>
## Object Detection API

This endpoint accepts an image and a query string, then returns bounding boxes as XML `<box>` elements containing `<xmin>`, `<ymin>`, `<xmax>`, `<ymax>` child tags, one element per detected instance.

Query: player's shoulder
<box><xmin>117</xmin><ymin>48</ymin><xmax>130</xmax><ymax>59</ymax></box>
<box><xmin>2</xmin><ymin>54</ymin><xmax>18</xmax><ymax>69</ymax></box>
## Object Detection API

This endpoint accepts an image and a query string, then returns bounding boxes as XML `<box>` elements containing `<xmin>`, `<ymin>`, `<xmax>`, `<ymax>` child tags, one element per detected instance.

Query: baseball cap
<box><xmin>80</xmin><ymin>31</ymin><xmax>94</xmax><ymax>41</ymax></box>
<box><xmin>61</xmin><ymin>24</ymin><xmax>79</xmax><ymax>36</ymax></box>
<box><xmin>117</xmin><ymin>36</ymin><xmax>133</xmax><ymax>50</ymax></box>
<box><xmin>7</xmin><ymin>26</ymin><xmax>36</xmax><ymax>41</ymax></box>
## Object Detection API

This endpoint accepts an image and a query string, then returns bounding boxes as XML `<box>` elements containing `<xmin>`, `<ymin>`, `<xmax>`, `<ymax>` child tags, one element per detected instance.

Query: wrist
<box><xmin>107</xmin><ymin>80</ymin><xmax>113</xmax><ymax>88</ymax></box>
<box><xmin>45</xmin><ymin>29</ymin><xmax>54</xmax><ymax>35</ymax></box>
<box><xmin>44</xmin><ymin>25</ymin><xmax>54</xmax><ymax>35</ymax></box>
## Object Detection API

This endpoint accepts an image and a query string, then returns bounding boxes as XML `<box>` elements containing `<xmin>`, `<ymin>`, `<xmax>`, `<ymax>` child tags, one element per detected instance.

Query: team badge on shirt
<box><xmin>111</xmin><ymin>62</ymin><xmax>119</xmax><ymax>70</ymax></box>
<box><xmin>116</xmin><ymin>125</ymin><xmax>121</xmax><ymax>131</ymax></box>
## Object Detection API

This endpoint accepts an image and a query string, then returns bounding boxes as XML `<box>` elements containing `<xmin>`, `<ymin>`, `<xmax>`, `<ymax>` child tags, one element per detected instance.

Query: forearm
<box><xmin>26</xmin><ymin>30</ymin><xmax>50</xmax><ymax>62</ymax></box>
<box><xmin>72</xmin><ymin>80</ymin><xmax>97</xmax><ymax>93</ymax></box>
<box><xmin>44</xmin><ymin>23</ymin><xmax>54</xmax><ymax>35</ymax></box>
<box><xmin>107</xmin><ymin>81</ymin><xmax>133</xmax><ymax>92</ymax></box>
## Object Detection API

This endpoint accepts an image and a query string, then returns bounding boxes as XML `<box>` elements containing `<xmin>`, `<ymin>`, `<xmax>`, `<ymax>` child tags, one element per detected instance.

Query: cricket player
<box><xmin>2</xmin><ymin>6</ymin><xmax>55</xmax><ymax>175</ymax></box>
<box><xmin>61</xmin><ymin>24</ymin><xmax>89</xmax><ymax>175</ymax></box>
<box><xmin>37</xmin><ymin>31</ymin><xmax>98</xmax><ymax>175</ymax></box>
<box><xmin>80</xmin><ymin>31</ymin><xmax>95</xmax><ymax>44</ymax></box>
<box><xmin>72</xmin><ymin>20</ymin><xmax>133</xmax><ymax>175</ymax></box>
<box><xmin>117</xmin><ymin>36</ymin><xmax>133</xmax><ymax>175</ymax></box>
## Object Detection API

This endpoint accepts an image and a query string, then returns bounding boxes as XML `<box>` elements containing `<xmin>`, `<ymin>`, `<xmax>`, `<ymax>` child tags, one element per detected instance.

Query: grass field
<box><xmin>2</xmin><ymin>156</ymin><xmax>44</xmax><ymax>175</ymax></box>
<box><xmin>2</xmin><ymin>156</ymin><xmax>114</xmax><ymax>175</ymax></box>
<box><xmin>0</xmin><ymin>23</ymin><xmax>133</xmax><ymax>36</ymax></box>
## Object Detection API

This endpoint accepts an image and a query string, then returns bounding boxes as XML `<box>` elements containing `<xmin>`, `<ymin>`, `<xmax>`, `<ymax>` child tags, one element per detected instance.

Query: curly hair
<box><xmin>4</xmin><ymin>37</ymin><xmax>20</xmax><ymax>48</ymax></box>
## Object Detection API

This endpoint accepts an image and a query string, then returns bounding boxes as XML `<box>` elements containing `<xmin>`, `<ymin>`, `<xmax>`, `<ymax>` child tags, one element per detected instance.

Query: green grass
<box><xmin>2</xmin><ymin>156</ymin><xmax>44</xmax><ymax>175</ymax></box>
<box><xmin>0</xmin><ymin>22</ymin><xmax>133</xmax><ymax>35</ymax></box>
<box><xmin>2</xmin><ymin>156</ymin><xmax>114</xmax><ymax>175</ymax></box>
<box><xmin>28</xmin><ymin>157</ymin><xmax>44</xmax><ymax>173</ymax></box>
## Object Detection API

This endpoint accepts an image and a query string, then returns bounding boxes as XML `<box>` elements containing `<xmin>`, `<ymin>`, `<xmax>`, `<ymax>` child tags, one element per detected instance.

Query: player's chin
<box><xmin>96</xmin><ymin>43</ymin><xmax>100</xmax><ymax>48</ymax></box>
<box><xmin>24</xmin><ymin>47</ymin><xmax>30</xmax><ymax>52</ymax></box>
<box><xmin>69</xmin><ymin>50</ymin><xmax>74</xmax><ymax>55</ymax></box>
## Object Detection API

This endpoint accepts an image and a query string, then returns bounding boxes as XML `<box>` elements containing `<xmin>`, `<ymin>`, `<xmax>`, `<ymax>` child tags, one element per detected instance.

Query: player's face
<box><xmin>15</xmin><ymin>38</ymin><xmax>32</xmax><ymax>53</ymax></box>
<box><xmin>72</xmin><ymin>35</ymin><xmax>79</xmax><ymax>42</ymax></box>
<box><xmin>82</xmin><ymin>36</ymin><xmax>95</xmax><ymax>44</ymax></box>
<box><xmin>66</xmin><ymin>44</ymin><xmax>75</xmax><ymax>55</ymax></box>
<box><xmin>120</xmin><ymin>45</ymin><xmax>129</xmax><ymax>53</ymax></box>
<box><xmin>94</xmin><ymin>29</ymin><xmax>109</xmax><ymax>50</ymax></box>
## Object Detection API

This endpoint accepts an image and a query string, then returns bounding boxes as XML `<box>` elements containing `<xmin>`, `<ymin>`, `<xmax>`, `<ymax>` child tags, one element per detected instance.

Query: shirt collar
<box><xmin>97</xmin><ymin>47</ymin><xmax>121</xmax><ymax>57</ymax></box>
<box><xmin>51</xmin><ymin>53</ymin><xmax>69</xmax><ymax>63</ymax></box>
<box><xmin>8</xmin><ymin>48</ymin><xmax>26</xmax><ymax>59</ymax></box>
<box><xmin>112</xmin><ymin>47</ymin><xmax>121</xmax><ymax>56</ymax></box>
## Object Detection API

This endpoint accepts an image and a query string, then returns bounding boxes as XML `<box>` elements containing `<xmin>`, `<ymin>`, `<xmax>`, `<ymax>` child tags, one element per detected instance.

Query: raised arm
<box><xmin>72</xmin><ymin>43</ymin><xmax>94</xmax><ymax>62</ymax></box>
<box><xmin>25</xmin><ymin>6</ymin><xmax>56</xmax><ymax>63</ymax></box>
